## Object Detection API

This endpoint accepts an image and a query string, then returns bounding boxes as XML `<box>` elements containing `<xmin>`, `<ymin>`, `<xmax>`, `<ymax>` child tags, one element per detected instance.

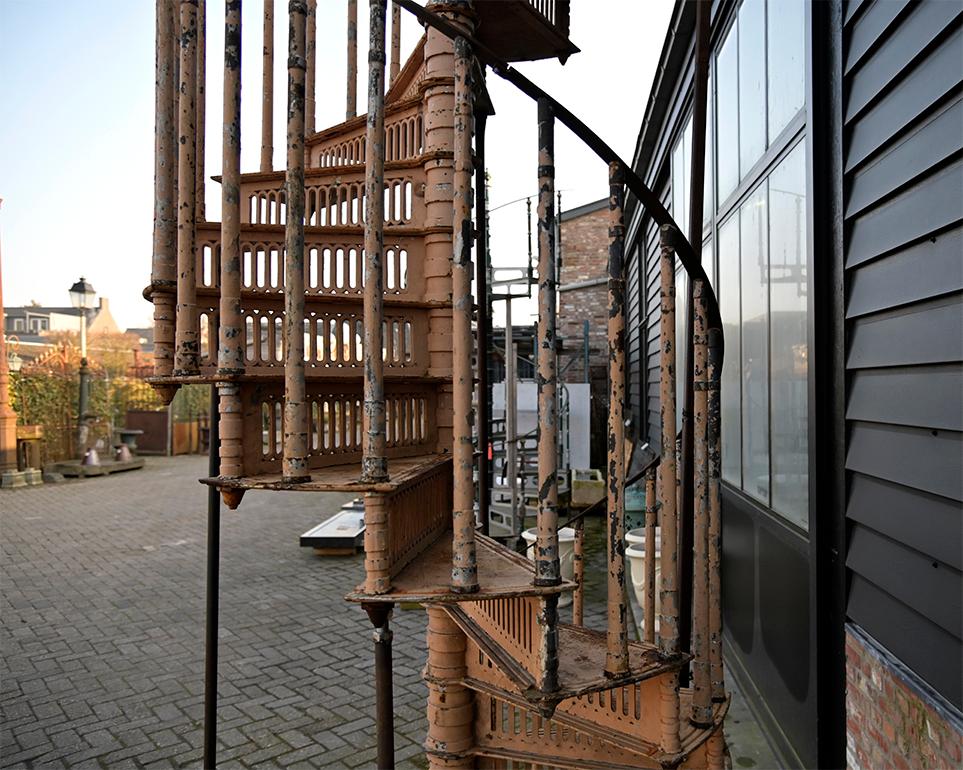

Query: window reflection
<box><xmin>768</xmin><ymin>0</ymin><xmax>806</xmax><ymax>141</ymax></box>
<box><xmin>738</xmin><ymin>0</ymin><xmax>766</xmax><ymax>178</ymax></box>
<box><xmin>716</xmin><ymin>24</ymin><xmax>739</xmax><ymax>203</ymax></box>
<box><xmin>719</xmin><ymin>216</ymin><xmax>741</xmax><ymax>486</ymax></box>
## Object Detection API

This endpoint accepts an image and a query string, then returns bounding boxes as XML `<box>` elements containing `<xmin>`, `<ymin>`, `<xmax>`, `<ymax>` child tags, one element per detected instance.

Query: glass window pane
<box><xmin>672</xmin><ymin>132</ymin><xmax>687</xmax><ymax>236</ymax></box>
<box><xmin>767</xmin><ymin>0</ymin><xmax>805</xmax><ymax>141</ymax></box>
<box><xmin>704</xmin><ymin>75</ymin><xmax>714</xmax><ymax>224</ymax></box>
<box><xmin>683</xmin><ymin>119</ymin><xmax>693</xmax><ymax>239</ymax></box>
<box><xmin>676</xmin><ymin>267</ymin><xmax>689</xmax><ymax>434</ymax></box>
<box><xmin>718</xmin><ymin>216</ymin><xmax>741</xmax><ymax>486</ymax></box>
<box><xmin>716</xmin><ymin>23</ymin><xmax>739</xmax><ymax>204</ymax></box>
<box><xmin>703</xmin><ymin>239</ymin><xmax>715</xmax><ymax>289</ymax></box>
<box><xmin>769</xmin><ymin>142</ymin><xmax>808</xmax><ymax>527</ymax></box>
<box><xmin>740</xmin><ymin>185</ymin><xmax>769</xmax><ymax>504</ymax></box>
<box><xmin>738</xmin><ymin>0</ymin><xmax>766</xmax><ymax>179</ymax></box>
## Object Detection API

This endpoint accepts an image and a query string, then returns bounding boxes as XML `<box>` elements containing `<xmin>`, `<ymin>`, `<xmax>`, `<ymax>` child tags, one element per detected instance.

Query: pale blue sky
<box><xmin>1</xmin><ymin>0</ymin><xmax>672</xmax><ymax>330</ymax></box>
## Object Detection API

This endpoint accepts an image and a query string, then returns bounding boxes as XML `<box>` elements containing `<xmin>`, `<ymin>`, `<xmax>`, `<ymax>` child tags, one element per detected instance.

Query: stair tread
<box><xmin>148</xmin><ymin>373</ymin><xmax>448</xmax><ymax>385</ymax></box>
<box><xmin>347</xmin><ymin>531</ymin><xmax>577</xmax><ymax>604</ymax></box>
<box><xmin>201</xmin><ymin>452</ymin><xmax>449</xmax><ymax>494</ymax></box>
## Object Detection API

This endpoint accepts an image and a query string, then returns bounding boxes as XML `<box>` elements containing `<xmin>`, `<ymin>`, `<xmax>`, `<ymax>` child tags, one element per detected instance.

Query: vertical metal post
<box><xmin>658</xmin><ymin>224</ymin><xmax>681</xmax><ymax>754</ymax></box>
<box><xmin>152</xmin><ymin>0</ymin><xmax>178</xmax><ymax>396</ymax></box>
<box><xmin>195</xmin><ymin>0</ymin><xmax>206</xmax><ymax>221</ymax></box>
<box><xmin>582</xmin><ymin>318</ymin><xmax>590</xmax><ymax>384</ymax></box>
<box><xmin>451</xmin><ymin>32</ymin><xmax>478</xmax><ymax>593</ymax></box>
<box><xmin>174</xmin><ymin>0</ymin><xmax>200</xmax><ymax>376</ymax></box>
<box><xmin>346</xmin><ymin>0</ymin><xmax>358</xmax><ymax>119</ymax></box>
<box><xmin>475</xmin><ymin>111</ymin><xmax>490</xmax><ymax>536</ymax></box>
<box><xmin>305</xmin><ymin>0</ymin><xmax>316</xmax><ymax>137</ymax></box>
<box><xmin>707</xmin><ymin>327</ymin><xmax>725</xmax><ymax>703</ymax></box>
<box><xmin>505</xmin><ymin>304</ymin><xmax>518</xmax><ymax>539</ymax></box>
<box><xmin>362</xmin><ymin>0</ymin><xmax>389</xmax><ymax>483</ymax></box>
<box><xmin>218</xmin><ymin>0</ymin><xmax>245</xmax><ymax>488</ymax></box>
<box><xmin>282</xmin><ymin>0</ymin><xmax>310</xmax><ymax>483</ymax></box>
<box><xmin>424</xmin><ymin>607</ymin><xmax>474</xmax><ymax>768</ymax></box>
<box><xmin>363</xmin><ymin>604</ymin><xmax>395</xmax><ymax>770</ymax></box>
<box><xmin>572</xmin><ymin>515</ymin><xmax>584</xmax><ymax>626</ymax></box>
<box><xmin>203</xmin><ymin>383</ymin><xmax>221</xmax><ymax>769</ymax></box>
<box><xmin>691</xmin><ymin>279</ymin><xmax>712</xmax><ymax>726</ymax></box>
<box><xmin>260</xmin><ymin>0</ymin><xmax>274</xmax><ymax>172</ymax></box>
<box><xmin>644</xmin><ymin>466</ymin><xmax>657</xmax><ymax>644</ymax></box>
<box><xmin>389</xmin><ymin>1</ymin><xmax>402</xmax><ymax>85</ymax></box>
<box><xmin>604</xmin><ymin>162</ymin><xmax>629</xmax><ymax>677</ymax></box>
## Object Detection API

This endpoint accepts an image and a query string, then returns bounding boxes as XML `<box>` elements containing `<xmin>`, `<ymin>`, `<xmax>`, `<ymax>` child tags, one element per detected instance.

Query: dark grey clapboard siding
<box><xmin>644</xmin><ymin>186</ymin><xmax>669</xmax><ymax>447</ymax></box>
<box><xmin>843</xmin><ymin>0</ymin><xmax>963</xmax><ymax>709</ymax></box>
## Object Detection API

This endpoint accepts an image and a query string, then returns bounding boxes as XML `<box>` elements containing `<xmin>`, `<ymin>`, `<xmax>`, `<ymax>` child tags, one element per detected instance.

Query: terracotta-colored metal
<box><xmin>707</xmin><ymin>727</ymin><xmax>726</xmax><ymax>770</ymax></box>
<box><xmin>534</xmin><ymin>97</ymin><xmax>560</xmax><ymax>589</ymax></box>
<box><xmin>604</xmin><ymin>161</ymin><xmax>628</xmax><ymax>678</ymax></box>
<box><xmin>362</xmin><ymin>0</ymin><xmax>389</xmax><ymax>483</ymax></box>
<box><xmin>424</xmin><ymin>607</ymin><xmax>474</xmax><ymax>768</ymax></box>
<box><xmin>658</xmin><ymin>223</ymin><xmax>681</xmax><ymax>754</ymax></box>
<box><xmin>260</xmin><ymin>0</ymin><xmax>274</xmax><ymax>172</ymax></box>
<box><xmin>644</xmin><ymin>466</ymin><xmax>657</xmax><ymax>644</ymax></box>
<box><xmin>195</xmin><ymin>0</ymin><xmax>206</xmax><ymax>221</ymax></box>
<box><xmin>451</xmin><ymin>31</ymin><xmax>478</xmax><ymax>594</ymax></box>
<box><xmin>390</xmin><ymin>1</ymin><xmax>402</xmax><ymax>85</ymax></box>
<box><xmin>174</xmin><ymin>0</ymin><xmax>200</xmax><ymax>376</ymax></box>
<box><xmin>217</xmin><ymin>0</ymin><xmax>244</xmax><ymax>481</ymax></box>
<box><xmin>572</xmin><ymin>515</ymin><xmax>584</xmax><ymax>626</ymax></box>
<box><xmin>707</xmin><ymin>326</ymin><xmax>725</xmax><ymax>705</ymax></box>
<box><xmin>305</xmin><ymin>0</ymin><xmax>316</xmax><ymax>136</ymax></box>
<box><xmin>690</xmin><ymin>278</ymin><xmax>712</xmax><ymax>727</ymax></box>
<box><xmin>152</xmin><ymin>0</ymin><xmax>178</xmax><ymax>389</ymax></box>
<box><xmin>282</xmin><ymin>0</ymin><xmax>310</xmax><ymax>483</ymax></box>
<box><xmin>346</xmin><ymin>0</ymin><xmax>358</xmax><ymax>119</ymax></box>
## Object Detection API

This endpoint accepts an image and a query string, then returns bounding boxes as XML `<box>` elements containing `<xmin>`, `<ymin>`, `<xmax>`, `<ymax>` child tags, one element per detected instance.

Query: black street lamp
<box><xmin>69</xmin><ymin>277</ymin><xmax>96</xmax><ymax>460</ymax></box>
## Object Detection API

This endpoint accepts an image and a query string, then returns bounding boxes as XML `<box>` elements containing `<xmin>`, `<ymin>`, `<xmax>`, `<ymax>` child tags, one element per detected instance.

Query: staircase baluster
<box><xmin>195</xmin><ymin>0</ymin><xmax>206</xmax><ymax>221</ymax></box>
<box><xmin>658</xmin><ymin>224</ymin><xmax>682</xmax><ymax>754</ymax></box>
<box><xmin>643</xmin><ymin>466</ymin><xmax>657</xmax><ymax>644</ymax></box>
<box><xmin>361</xmin><ymin>0</ymin><xmax>389</xmax><ymax>483</ymax></box>
<box><xmin>281</xmin><ymin>0</ymin><xmax>310</xmax><ymax>483</ymax></box>
<box><xmin>305</xmin><ymin>0</ymin><xmax>316</xmax><ymax>137</ymax></box>
<box><xmin>707</xmin><ymin>326</ymin><xmax>725</xmax><ymax>704</ymax></box>
<box><xmin>604</xmin><ymin>162</ymin><xmax>629</xmax><ymax>677</ymax></box>
<box><xmin>217</xmin><ymin>0</ymin><xmax>245</xmax><ymax>490</ymax></box>
<box><xmin>174</xmin><ymin>0</ymin><xmax>200</xmax><ymax>376</ymax></box>
<box><xmin>346</xmin><ymin>0</ymin><xmax>358</xmax><ymax>119</ymax></box>
<box><xmin>390</xmin><ymin>1</ymin><xmax>402</xmax><ymax>85</ymax></box>
<box><xmin>260</xmin><ymin>0</ymin><xmax>274</xmax><ymax>172</ymax></box>
<box><xmin>691</xmin><ymin>278</ymin><xmax>712</xmax><ymax>726</ymax></box>
<box><xmin>451</xmin><ymin>29</ymin><xmax>478</xmax><ymax>593</ymax></box>
<box><xmin>152</xmin><ymin>0</ymin><xmax>179</xmax><ymax>399</ymax></box>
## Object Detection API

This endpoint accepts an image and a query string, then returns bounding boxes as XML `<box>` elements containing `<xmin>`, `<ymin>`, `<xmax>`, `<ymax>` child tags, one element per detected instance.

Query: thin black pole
<box><xmin>204</xmin><ymin>383</ymin><xmax>221</xmax><ymax>768</ymax></box>
<box><xmin>476</xmin><ymin>109</ymin><xmax>490</xmax><ymax>536</ymax></box>
<box><xmin>364</xmin><ymin>603</ymin><xmax>394</xmax><ymax>769</ymax></box>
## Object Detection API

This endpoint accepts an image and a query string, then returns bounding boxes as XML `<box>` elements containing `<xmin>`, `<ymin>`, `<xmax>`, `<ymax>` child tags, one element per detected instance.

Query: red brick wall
<box><xmin>846</xmin><ymin>625</ymin><xmax>962</xmax><ymax>770</ymax></box>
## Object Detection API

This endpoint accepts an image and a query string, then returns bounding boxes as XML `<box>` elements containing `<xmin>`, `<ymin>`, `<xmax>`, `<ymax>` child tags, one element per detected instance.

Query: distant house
<box><xmin>4</xmin><ymin>298</ymin><xmax>120</xmax><ymax>362</ymax></box>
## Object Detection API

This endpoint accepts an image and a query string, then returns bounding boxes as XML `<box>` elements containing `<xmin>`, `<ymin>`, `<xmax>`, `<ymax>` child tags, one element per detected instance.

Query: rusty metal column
<box><xmin>260</xmin><ymin>0</ymin><xmax>274</xmax><ymax>172</ymax></box>
<box><xmin>604</xmin><ymin>162</ymin><xmax>629</xmax><ymax>678</ymax></box>
<box><xmin>658</xmin><ymin>224</ymin><xmax>681</xmax><ymax>754</ymax></box>
<box><xmin>362</xmin><ymin>0</ymin><xmax>389</xmax><ymax>484</ymax></box>
<box><xmin>282</xmin><ymin>0</ymin><xmax>310</xmax><ymax>483</ymax></box>
<box><xmin>218</xmin><ymin>0</ymin><xmax>245</xmax><ymax>490</ymax></box>
<box><xmin>424</xmin><ymin>607</ymin><xmax>473</xmax><ymax>769</ymax></box>
<box><xmin>707</xmin><ymin>326</ymin><xmax>725</xmax><ymax>704</ymax></box>
<box><xmin>572</xmin><ymin>516</ymin><xmax>585</xmax><ymax>625</ymax></box>
<box><xmin>346</xmin><ymin>0</ymin><xmax>358</xmax><ymax>119</ymax></box>
<box><xmin>691</xmin><ymin>278</ymin><xmax>712</xmax><ymax>726</ymax></box>
<box><xmin>451</xmin><ymin>31</ymin><xmax>478</xmax><ymax>594</ymax></box>
<box><xmin>643</xmin><ymin>467</ymin><xmax>657</xmax><ymax>644</ymax></box>
<box><xmin>305</xmin><ymin>0</ymin><xmax>316</xmax><ymax>136</ymax></box>
<box><xmin>152</xmin><ymin>0</ymin><xmax>179</xmax><ymax>400</ymax></box>
<box><xmin>364</xmin><ymin>603</ymin><xmax>395</xmax><ymax>770</ymax></box>
<box><xmin>195</xmin><ymin>0</ymin><xmax>206</xmax><ymax>221</ymax></box>
<box><xmin>389</xmin><ymin>1</ymin><xmax>402</xmax><ymax>85</ymax></box>
<box><xmin>174</xmin><ymin>0</ymin><xmax>200</xmax><ymax>376</ymax></box>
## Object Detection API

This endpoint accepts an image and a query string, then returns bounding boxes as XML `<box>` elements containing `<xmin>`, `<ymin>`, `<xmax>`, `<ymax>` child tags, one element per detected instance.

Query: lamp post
<box><xmin>69</xmin><ymin>277</ymin><xmax>96</xmax><ymax>459</ymax></box>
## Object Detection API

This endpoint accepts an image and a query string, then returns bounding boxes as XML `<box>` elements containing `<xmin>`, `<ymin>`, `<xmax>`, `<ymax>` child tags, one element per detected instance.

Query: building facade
<box><xmin>625</xmin><ymin>1</ymin><xmax>962</xmax><ymax>767</ymax></box>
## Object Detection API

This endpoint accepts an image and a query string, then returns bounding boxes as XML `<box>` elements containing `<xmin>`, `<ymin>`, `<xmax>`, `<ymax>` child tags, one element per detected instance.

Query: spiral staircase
<box><xmin>146</xmin><ymin>1</ymin><xmax>727</xmax><ymax>767</ymax></box>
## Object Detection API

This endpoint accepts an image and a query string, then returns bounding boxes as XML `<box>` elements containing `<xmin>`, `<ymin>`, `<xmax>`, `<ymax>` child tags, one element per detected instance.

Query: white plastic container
<box><xmin>625</xmin><ymin>527</ymin><xmax>661</xmax><ymax>634</ymax></box>
<box><xmin>521</xmin><ymin>527</ymin><xmax>577</xmax><ymax>607</ymax></box>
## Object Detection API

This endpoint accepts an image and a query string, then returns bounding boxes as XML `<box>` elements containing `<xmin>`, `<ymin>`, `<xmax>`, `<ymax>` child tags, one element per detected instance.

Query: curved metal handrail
<box><xmin>395</xmin><ymin>0</ymin><xmax>723</xmax><ymax>341</ymax></box>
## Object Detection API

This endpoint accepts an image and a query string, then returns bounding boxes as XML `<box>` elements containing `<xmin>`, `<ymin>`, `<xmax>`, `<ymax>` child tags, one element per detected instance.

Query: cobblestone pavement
<box><xmin>1</xmin><ymin>456</ymin><xmax>431</xmax><ymax>769</ymax></box>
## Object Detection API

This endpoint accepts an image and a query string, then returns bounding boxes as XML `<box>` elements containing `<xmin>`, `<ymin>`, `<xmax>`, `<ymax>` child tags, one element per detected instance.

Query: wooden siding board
<box><xmin>847</xmin><ymin>574</ymin><xmax>962</xmax><ymax>709</ymax></box>
<box><xmin>844</xmin><ymin>26</ymin><xmax>963</xmax><ymax>172</ymax></box>
<box><xmin>845</xmin><ymin>97</ymin><xmax>963</xmax><ymax>219</ymax></box>
<box><xmin>845</xmin><ymin>421</ymin><xmax>963</xmax><ymax>502</ymax></box>
<box><xmin>846</xmin><ymin>226</ymin><xmax>963</xmax><ymax>318</ymax></box>
<box><xmin>845</xmin><ymin>1</ymin><xmax>963</xmax><ymax>122</ymax></box>
<box><xmin>845</xmin><ymin>0</ymin><xmax>913</xmax><ymax>75</ymax></box>
<box><xmin>847</xmin><ymin>524</ymin><xmax>962</xmax><ymax>636</ymax></box>
<box><xmin>847</xmin><ymin>473</ymin><xmax>963</xmax><ymax>571</ymax></box>
<box><xmin>846</xmin><ymin>366</ymin><xmax>963</xmax><ymax>431</ymax></box>
<box><xmin>846</xmin><ymin>159</ymin><xmax>963</xmax><ymax>268</ymax></box>
<box><xmin>846</xmin><ymin>294</ymin><xmax>963</xmax><ymax>370</ymax></box>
